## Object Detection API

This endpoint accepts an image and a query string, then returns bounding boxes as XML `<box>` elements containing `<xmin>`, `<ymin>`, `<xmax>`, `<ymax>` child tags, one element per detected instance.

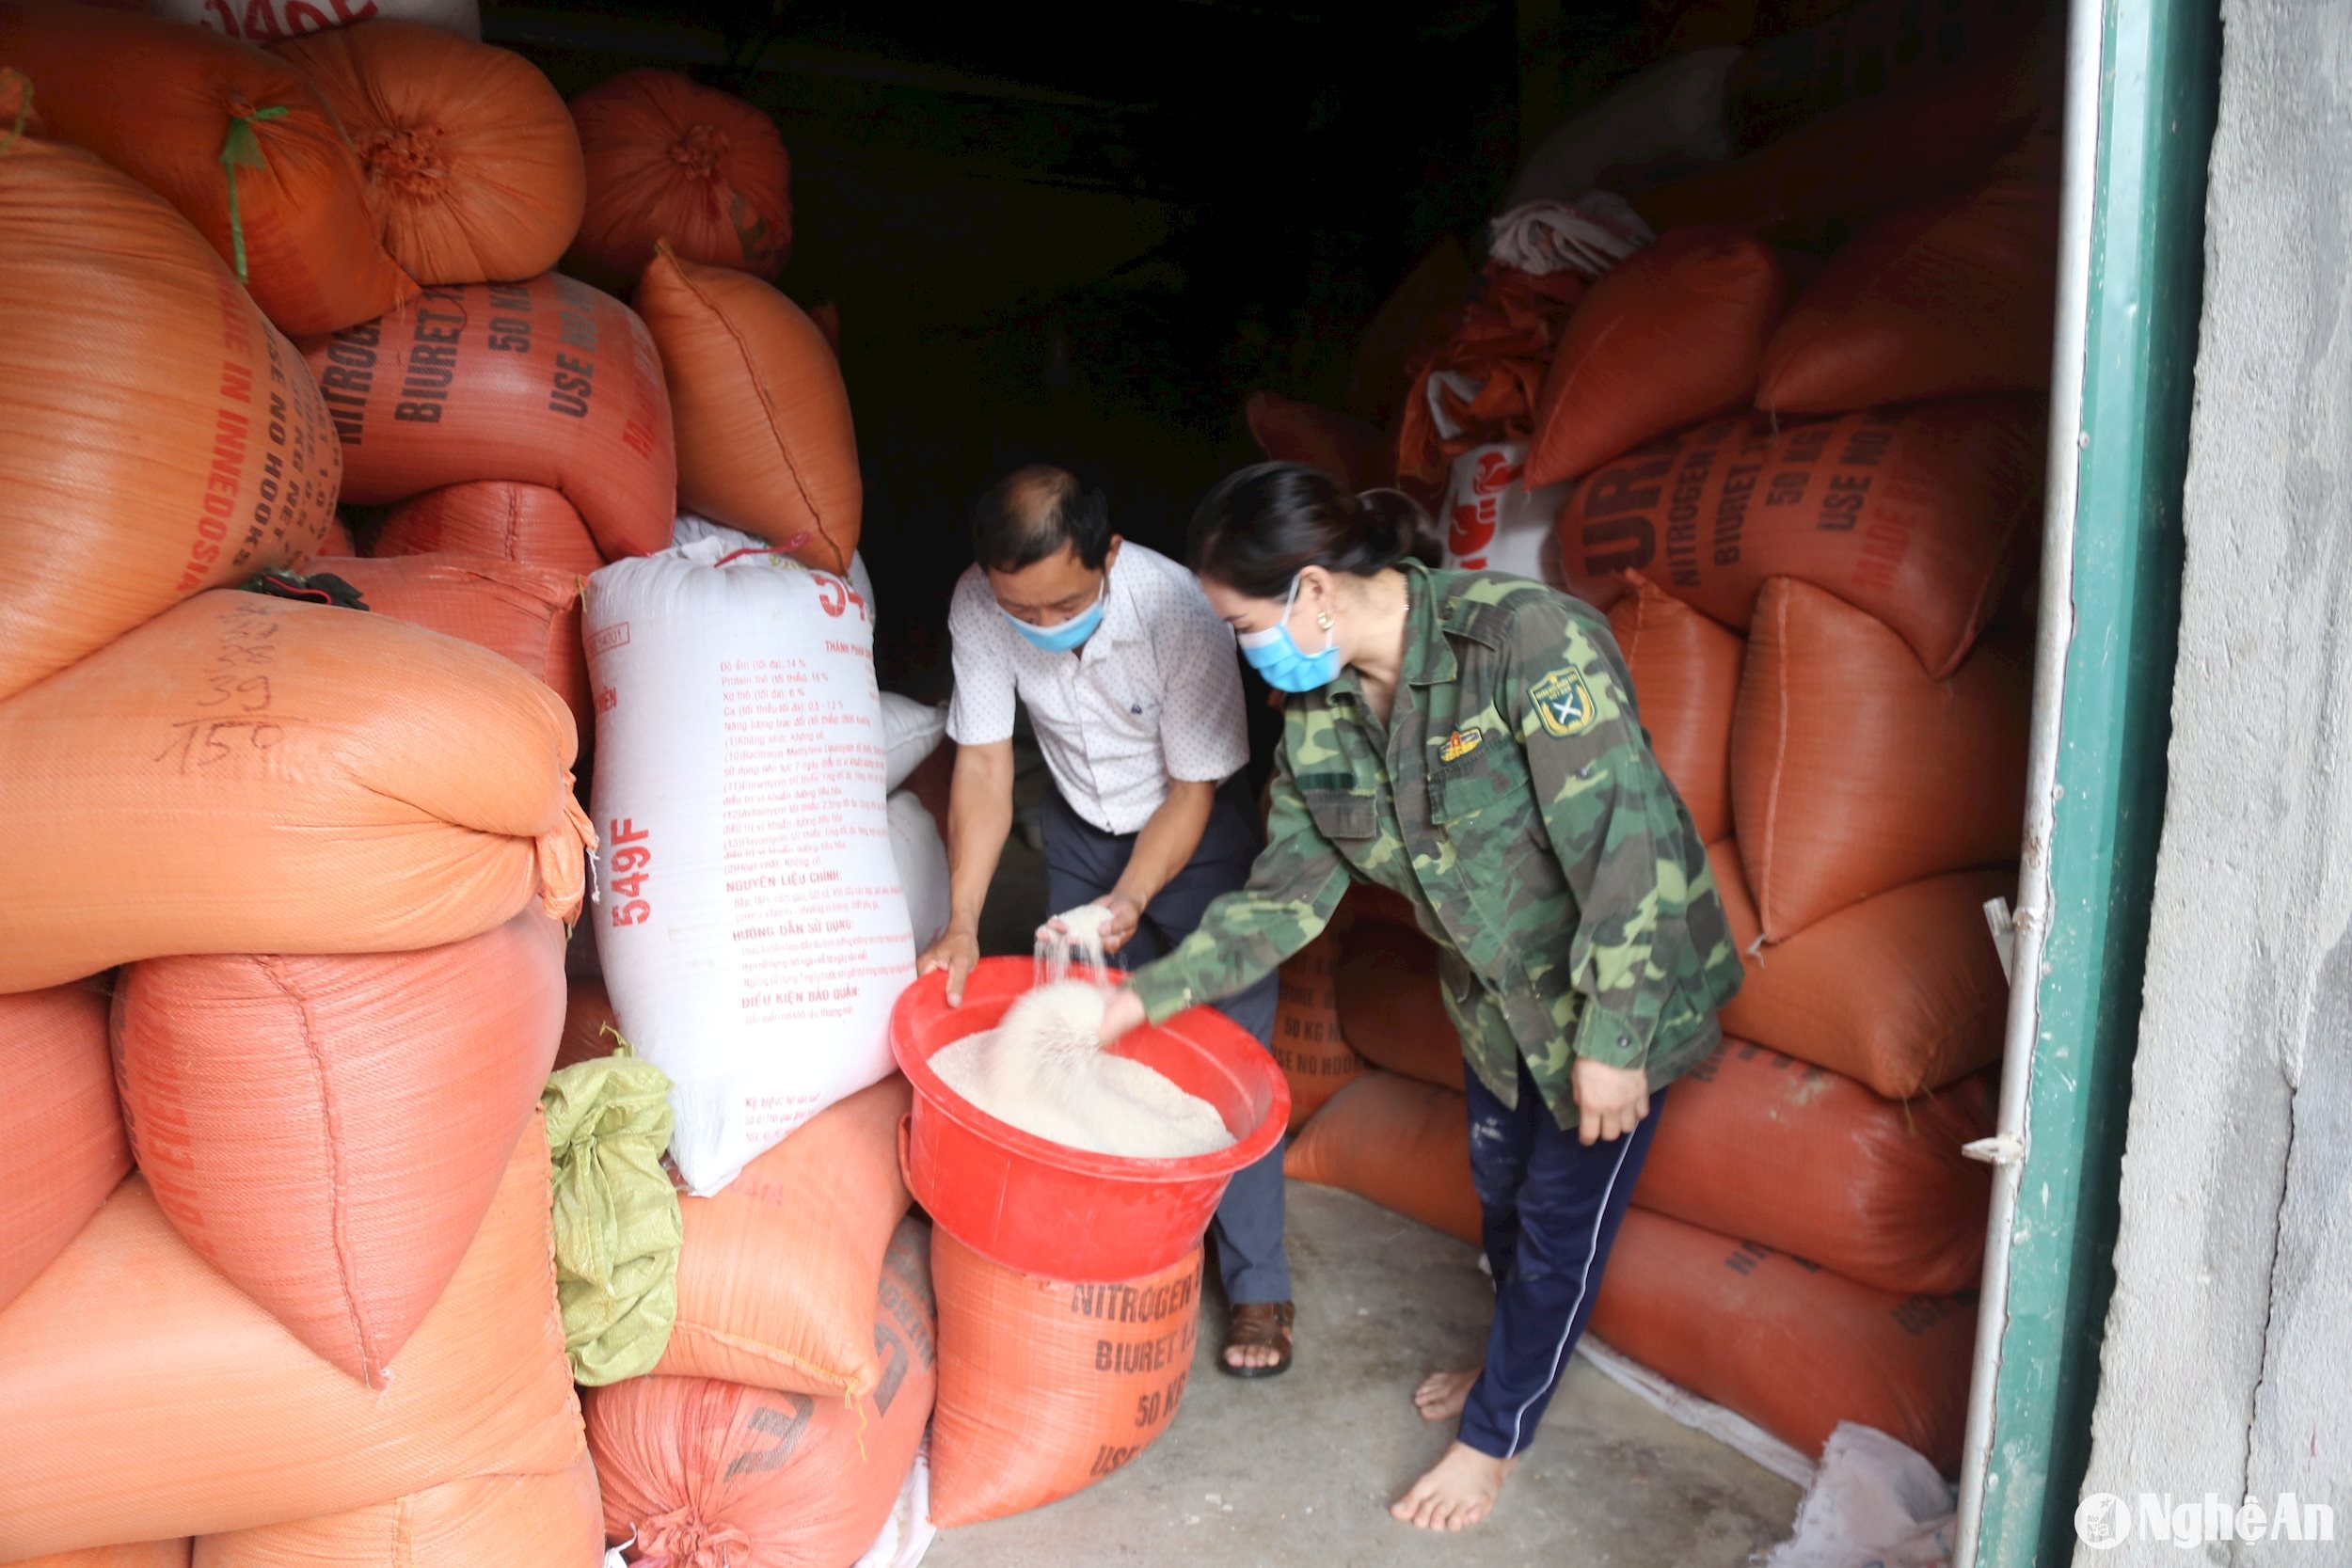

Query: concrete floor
<box><xmin>926</xmin><ymin>1181</ymin><xmax>1801</xmax><ymax>1568</ymax></box>
<box><xmin>940</xmin><ymin>742</ymin><xmax>1803</xmax><ymax>1566</ymax></box>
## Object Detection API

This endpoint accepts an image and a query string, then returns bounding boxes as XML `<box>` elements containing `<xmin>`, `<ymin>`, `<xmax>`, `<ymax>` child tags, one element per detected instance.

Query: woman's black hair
<box><xmin>1186</xmin><ymin>462</ymin><xmax>1442</xmax><ymax>599</ymax></box>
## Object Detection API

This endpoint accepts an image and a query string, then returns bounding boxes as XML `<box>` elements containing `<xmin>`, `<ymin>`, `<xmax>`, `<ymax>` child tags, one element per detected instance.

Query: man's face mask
<box><xmin>999</xmin><ymin>580</ymin><xmax>1106</xmax><ymax>652</ymax></box>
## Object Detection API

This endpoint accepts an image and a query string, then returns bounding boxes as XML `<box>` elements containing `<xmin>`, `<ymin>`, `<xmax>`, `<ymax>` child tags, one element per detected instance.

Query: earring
<box><xmin>1316</xmin><ymin>611</ymin><xmax>1334</xmax><ymax>629</ymax></box>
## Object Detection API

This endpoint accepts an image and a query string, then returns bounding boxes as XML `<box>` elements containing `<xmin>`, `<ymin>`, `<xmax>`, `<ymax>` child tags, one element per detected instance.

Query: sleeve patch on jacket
<box><xmin>1529</xmin><ymin>667</ymin><xmax>1597</xmax><ymax>738</ymax></box>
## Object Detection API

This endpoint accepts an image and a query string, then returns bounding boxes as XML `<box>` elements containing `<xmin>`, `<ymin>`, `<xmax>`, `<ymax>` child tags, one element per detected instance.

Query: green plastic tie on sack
<box><xmin>543</xmin><ymin>1052</ymin><xmax>685</xmax><ymax>1386</ymax></box>
<box><xmin>218</xmin><ymin>103</ymin><xmax>291</xmax><ymax>285</ymax></box>
<box><xmin>0</xmin><ymin>76</ymin><xmax>32</xmax><ymax>158</ymax></box>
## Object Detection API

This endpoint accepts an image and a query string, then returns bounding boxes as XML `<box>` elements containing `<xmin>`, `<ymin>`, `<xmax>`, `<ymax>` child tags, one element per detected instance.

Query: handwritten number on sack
<box><xmin>155</xmin><ymin>719</ymin><xmax>284</xmax><ymax>774</ymax></box>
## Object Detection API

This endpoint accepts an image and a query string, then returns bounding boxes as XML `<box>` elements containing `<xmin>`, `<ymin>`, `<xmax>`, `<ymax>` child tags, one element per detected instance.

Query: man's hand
<box><xmin>916</xmin><ymin>927</ymin><xmax>981</xmax><ymax>1006</ymax></box>
<box><xmin>1043</xmin><ymin>892</ymin><xmax>1144</xmax><ymax>956</ymax></box>
<box><xmin>1094</xmin><ymin>892</ymin><xmax>1145</xmax><ymax>954</ymax></box>
<box><xmin>1572</xmin><ymin>1058</ymin><xmax>1652</xmax><ymax>1146</ymax></box>
<box><xmin>1096</xmin><ymin>987</ymin><xmax>1148</xmax><ymax>1048</ymax></box>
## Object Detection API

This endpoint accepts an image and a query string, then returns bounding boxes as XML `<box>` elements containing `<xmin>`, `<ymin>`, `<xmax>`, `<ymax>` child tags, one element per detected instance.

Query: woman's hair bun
<box><xmin>1189</xmin><ymin>463</ymin><xmax>1439</xmax><ymax>597</ymax></box>
<box><xmin>1353</xmin><ymin>487</ymin><xmax>1445</xmax><ymax>571</ymax></box>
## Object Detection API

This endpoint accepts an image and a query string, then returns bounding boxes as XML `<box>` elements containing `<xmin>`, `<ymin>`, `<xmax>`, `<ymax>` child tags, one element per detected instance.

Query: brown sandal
<box><xmin>1221</xmin><ymin>1301</ymin><xmax>1295</xmax><ymax>1380</ymax></box>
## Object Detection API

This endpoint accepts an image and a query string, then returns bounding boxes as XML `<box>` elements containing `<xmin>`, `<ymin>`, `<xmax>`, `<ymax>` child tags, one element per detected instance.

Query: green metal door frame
<box><xmin>1956</xmin><ymin>0</ymin><xmax>2219</xmax><ymax>1563</ymax></box>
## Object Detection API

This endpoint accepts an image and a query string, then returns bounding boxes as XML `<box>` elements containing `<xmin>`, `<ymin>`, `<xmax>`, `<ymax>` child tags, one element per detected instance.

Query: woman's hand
<box><xmin>1096</xmin><ymin>988</ymin><xmax>1148</xmax><ymax>1048</ymax></box>
<box><xmin>1572</xmin><ymin>1058</ymin><xmax>1652</xmax><ymax>1146</ymax></box>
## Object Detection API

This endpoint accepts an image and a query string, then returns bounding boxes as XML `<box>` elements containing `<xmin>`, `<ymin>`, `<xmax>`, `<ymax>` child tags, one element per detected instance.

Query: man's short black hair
<box><xmin>970</xmin><ymin>466</ymin><xmax>1112</xmax><ymax>573</ymax></box>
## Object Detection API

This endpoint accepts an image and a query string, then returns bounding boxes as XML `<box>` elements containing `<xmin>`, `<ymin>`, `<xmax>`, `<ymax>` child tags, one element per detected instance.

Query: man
<box><xmin>915</xmin><ymin>465</ymin><xmax>1295</xmax><ymax>1377</ymax></box>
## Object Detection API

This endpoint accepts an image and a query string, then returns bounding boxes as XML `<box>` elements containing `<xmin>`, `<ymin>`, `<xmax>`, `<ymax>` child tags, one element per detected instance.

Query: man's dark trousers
<box><xmin>1039</xmin><ymin>775</ymin><xmax>1290</xmax><ymax>1307</ymax></box>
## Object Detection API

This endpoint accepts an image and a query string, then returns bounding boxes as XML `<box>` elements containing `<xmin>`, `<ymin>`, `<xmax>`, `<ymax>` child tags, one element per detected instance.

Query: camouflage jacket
<box><xmin>1126</xmin><ymin>564</ymin><xmax>1743</xmax><ymax>1127</ymax></box>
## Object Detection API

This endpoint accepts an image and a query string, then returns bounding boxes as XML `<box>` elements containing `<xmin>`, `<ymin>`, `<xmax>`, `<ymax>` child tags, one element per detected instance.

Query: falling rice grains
<box><xmin>1036</xmin><ymin>901</ymin><xmax>1115</xmax><ymax>986</ymax></box>
<box><xmin>930</xmin><ymin>981</ymin><xmax>1234</xmax><ymax>1160</ymax></box>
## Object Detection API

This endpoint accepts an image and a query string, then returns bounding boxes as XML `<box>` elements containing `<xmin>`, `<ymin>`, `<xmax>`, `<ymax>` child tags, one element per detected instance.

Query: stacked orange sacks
<box><xmin>1267</xmin><ymin>896</ymin><xmax>1370</xmax><ymax>1132</ymax></box>
<box><xmin>269</xmin><ymin>23</ymin><xmax>586</xmax><ymax>289</ymax></box>
<box><xmin>373</xmin><ymin>481</ymin><xmax>608</xmax><ymax>578</ymax></box>
<box><xmin>587</xmin><ymin>1216</ymin><xmax>936</xmax><ymax>1561</ymax></box>
<box><xmin>300</xmin><ymin>271</ymin><xmax>677</xmax><ymax>562</ymax></box>
<box><xmin>0</xmin><ymin>1128</ymin><xmax>594</xmax><ymax>1558</ymax></box>
<box><xmin>0</xmin><ymin>4</ymin><xmax>413</xmax><ymax>336</ymax></box>
<box><xmin>0</xmin><ymin>81</ymin><xmax>598</xmax><ymax>1558</ymax></box>
<box><xmin>561</xmin><ymin>1077</ymin><xmax>932</xmax><ymax>1559</ymax></box>
<box><xmin>1542</xmin><ymin>134</ymin><xmax>2044</xmax><ymax>1468</ymax></box>
<box><xmin>0</xmin><ymin>988</ymin><xmax>130</xmax><ymax>1315</ymax></box>
<box><xmin>1284</xmin><ymin>888</ymin><xmax>1486</xmax><ymax>1248</ymax></box>
<box><xmin>564</xmin><ymin>70</ymin><xmax>792</xmax><ymax>295</ymax></box>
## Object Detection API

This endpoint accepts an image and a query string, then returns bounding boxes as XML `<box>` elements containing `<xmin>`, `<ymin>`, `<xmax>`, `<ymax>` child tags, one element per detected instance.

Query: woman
<box><xmin>1095</xmin><ymin>463</ymin><xmax>1742</xmax><ymax>1531</ymax></box>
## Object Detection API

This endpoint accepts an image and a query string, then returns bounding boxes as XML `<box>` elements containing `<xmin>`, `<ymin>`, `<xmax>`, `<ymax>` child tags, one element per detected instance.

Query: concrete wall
<box><xmin>2074</xmin><ymin>2</ymin><xmax>2352</xmax><ymax>1562</ymax></box>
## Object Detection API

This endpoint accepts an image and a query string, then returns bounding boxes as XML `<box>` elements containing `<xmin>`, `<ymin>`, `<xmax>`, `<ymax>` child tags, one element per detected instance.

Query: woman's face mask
<box><xmin>1236</xmin><ymin>573</ymin><xmax>1342</xmax><ymax>693</ymax></box>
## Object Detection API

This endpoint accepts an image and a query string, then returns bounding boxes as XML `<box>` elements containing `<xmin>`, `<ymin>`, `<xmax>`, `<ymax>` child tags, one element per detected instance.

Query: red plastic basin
<box><xmin>891</xmin><ymin>958</ymin><xmax>1290</xmax><ymax>1282</ymax></box>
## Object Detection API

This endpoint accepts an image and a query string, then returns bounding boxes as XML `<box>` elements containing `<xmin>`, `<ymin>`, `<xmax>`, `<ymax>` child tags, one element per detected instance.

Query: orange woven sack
<box><xmin>1526</xmin><ymin>229</ymin><xmax>1796</xmax><ymax>487</ymax></box>
<box><xmin>588</xmin><ymin>1217</ymin><xmax>936</xmax><ymax>1563</ymax></box>
<box><xmin>1283</xmin><ymin>1072</ymin><xmax>1480</xmax><ymax>1247</ymax></box>
<box><xmin>1758</xmin><ymin>177</ymin><xmax>2058</xmax><ymax>414</ymax></box>
<box><xmin>1395</xmin><ymin>266</ymin><xmax>1586</xmax><ymax>495</ymax></box>
<box><xmin>321</xmin><ymin>554</ymin><xmax>590</xmax><ymax>737</ymax></box>
<box><xmin>566</xmin><ymin>70</ymin><xmax>791</xmax><ymax>294</ymax></box>
<box><xmin>1245</xmin><ymin>392</ymin><xmax>1391</xmax><ymax>493</ymax></box>
<box><xmin>194</xmin><ymin>1453</ymin><xmax>602</xmax><ymax>1568</ymax></box>
<box><xmin>1333</xmin><ymin>919</ymin><xmax>1467</xmax><ymax>1093</ymax></box>
<box><xmin>0</xmin><ymin>592</ymin><xmax>592</xmax><ymax>993</ymax></box>
<box><xmin>655</xmin><ymin>1077</ymin><xmax>914</xmax><ymax>1397</ymax></box>
<box><xmin>0</xmin><ymin>1125</ymin><xmax>582</xmax><ymax>1558</ymax></box>
<box><xmin>0</xmin><ymin>986</ymin><xmax>131</xmax><ymax>1314</ymax></box>
<box><xmin>1732</xmin><ymin>578</ymin><xmax>2029</xmax><ymax>938</ymax></box>
<box><xmin>634</xmin><ymin>247</ymin><xmax>859</xmax><ymax>575</ymax></box>
<box><xmin>1607</xmin><ymin>575</ymin><xmax>1743</xmax><ymax>843</ymax></box>
<box><xmin>271</xmin><ymin>22</ymin><xmax>584</xmax><ymax>287</ymax></box>
<box><xmin>806</xmin><ymin>299</ymin><xmax>841</xmax><ymax>357</ymax></box>
<box><xmin>1271</xmin><ymin>926</ymin><xmax>1369</xmax><ymax>1132</ymax></box>
<box><xmin>1636</xmin><ymin>6</ymin><xmax>2057</xmax><ymax>235</ymax></box>
<box><xmin>113</xmin><ymin>910</ymin><xmax>564</xmax><ymax>1388</ymax></box>
<box><xmin>0</xmin><ymin>3</ymin><xmax>413</xmax><ymax>335</ymax></box>
<box><xmin>1592</xmin><ymin>1209</ymin><xmax>1977</xmax><ymax>1472</ymax></box>
<box><xmin>13</xmin><ymin>1546</ymin><xmax>190</xmax><ymax>1568</ymax></box>
<box><xmin>1711</xmin><ymin>841</ymin><xmax>2012</xmax><ymax>1098</ymax></box>
<box><xmin>1553</xmin><ymin>398</ymin><xmax>2043</xmax><ymax>678</ymax></box>
<box><xmin>930</xmin><ymin>1230</ymin><xmax>1202</xmax><ymax>1528</ymax></box>
<box><xmin>1345</xmin><ymin>239</ymin><xmax>1476</xmax><ymax>429</ymax></box>
<box><xmin>1714</xmin><ymin>0</ymin><xmax>2048</xmax><ymax>150</ymax></box>
<box><xmin>374</xmin><ymin>481</ymin><xmax>607</xmax><ymax>577</ymax></box>
<box><xmin>0</xmin><ymin>132</ymin><xmax>338</xmax><ymax>705</ymax></box>
<box><xmin>1638</xmin><ymin>1040</ymin><xmax>1994</xmax><ymax>1295</ymax></box>
<box><xmin>557</xmin><ymin>976</ymin><xmax>621</xmax><ymax>1070</ymax></box>
<box><xmin>305</xmin><ymin>273</ymin><xmax>676</xmax><ymax>560</ymax></box>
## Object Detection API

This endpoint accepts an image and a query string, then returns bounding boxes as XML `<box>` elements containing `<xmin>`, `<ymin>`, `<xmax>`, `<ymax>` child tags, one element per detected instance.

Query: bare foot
<box><xmin>1391</xmin><ymin>1442</ymin><xmax>1514</xmax><ymax>1530</ymax></box>
<box><xmin>1412</xmin><ymin>1368</ymin><xmax>1480</xmax><ymax>1423</ymax></box>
